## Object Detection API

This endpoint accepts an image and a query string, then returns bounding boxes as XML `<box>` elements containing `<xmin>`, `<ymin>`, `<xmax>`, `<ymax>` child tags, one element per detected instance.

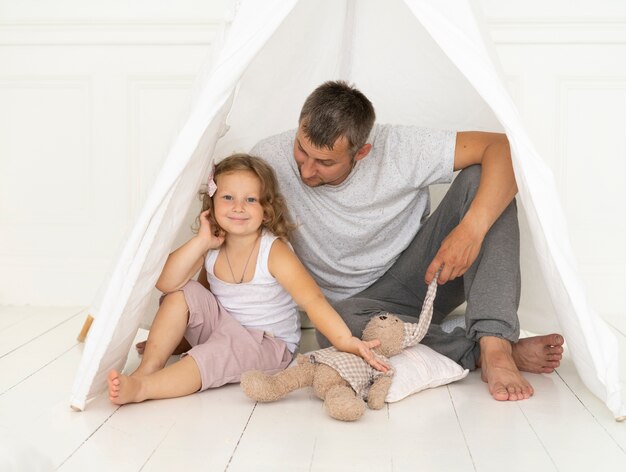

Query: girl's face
<box><xmin>213</xmin><ymin>170</ymin><xmax>265</xmax><ymax>237</ymax></box>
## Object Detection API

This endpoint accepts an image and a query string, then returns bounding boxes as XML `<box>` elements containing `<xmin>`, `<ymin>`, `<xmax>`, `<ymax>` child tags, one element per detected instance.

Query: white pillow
<box><xmin>385</xmin><ymin>344</ymin><xmax>469</xmax><ymax>403</ymax></box>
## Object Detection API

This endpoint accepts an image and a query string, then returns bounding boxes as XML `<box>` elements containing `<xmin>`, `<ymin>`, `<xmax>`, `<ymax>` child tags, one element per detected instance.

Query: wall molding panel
<box><xmin>0</xmin><ymin>20</ymin><xmax>223</xmax><ymax>45</ymax></box>
<box><xmin>556</xmin><ymin>76</ymin><xmax>626</xmax><ymax>246</ymax></box>
<box><xmin>0</xmin><ymin>16</ymin><xmax>217</xmax><ymax>305</ymax></box>
<box><xmin>0</xmin><ymin>75</ymin><xmax>93</xmax><ymax>225</ymax></box>
<box><xmin>127</xmin><ymin>76</ymin><xmax>196</xmax><ymax>222</ymax></box>
<box><xmin>488</xmin><ymin>18</ymin><xmax>626</xmax><ymax>44</ymax></box>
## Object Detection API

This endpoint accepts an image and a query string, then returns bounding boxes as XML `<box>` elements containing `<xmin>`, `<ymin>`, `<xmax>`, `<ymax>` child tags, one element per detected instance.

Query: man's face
<box><xmin>293</xmin><ymin>127</ymin><xmax>356</xmax><ymax>187</ymax></box>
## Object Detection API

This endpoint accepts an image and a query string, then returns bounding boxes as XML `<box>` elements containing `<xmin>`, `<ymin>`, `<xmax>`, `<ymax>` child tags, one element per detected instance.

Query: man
<box><xmin>250</xmin><ymin>80</ymin><xmax>564</xmax><ymax>401</ymax></box>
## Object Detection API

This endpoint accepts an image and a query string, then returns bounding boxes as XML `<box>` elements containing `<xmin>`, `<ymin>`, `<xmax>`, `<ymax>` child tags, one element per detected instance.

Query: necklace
<box><xmin>224</xmin><ymin>234</ymin><xmax>260</xmax><ymax>284</ymax></box>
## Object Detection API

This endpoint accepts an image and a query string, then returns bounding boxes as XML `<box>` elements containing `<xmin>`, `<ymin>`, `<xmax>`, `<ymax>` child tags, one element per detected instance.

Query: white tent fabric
<box><xmin>70</xmin><ymin>0</ymin><xmax>625</xmax><ymax>419</ymax></box>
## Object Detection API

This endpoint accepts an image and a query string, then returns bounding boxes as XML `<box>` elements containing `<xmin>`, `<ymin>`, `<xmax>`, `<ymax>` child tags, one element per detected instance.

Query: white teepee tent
<box><xmin>70</xmin><ymin>0</ymin><xmax>625</xmax><ymax>419</ymax></box>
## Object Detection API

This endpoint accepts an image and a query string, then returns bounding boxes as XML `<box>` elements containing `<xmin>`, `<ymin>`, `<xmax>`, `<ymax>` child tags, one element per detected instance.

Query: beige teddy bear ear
<box><xmin>402</xmin><ymin>272</ymin><xmax>439</xmax><ymax>349</ymax></box>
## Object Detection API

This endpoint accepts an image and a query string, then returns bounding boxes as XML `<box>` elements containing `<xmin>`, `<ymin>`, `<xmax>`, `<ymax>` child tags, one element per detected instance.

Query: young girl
<box><xmin>107</xmin><ymin>153</ymin><xmax>386</xmax><ymax>404</ymax></box>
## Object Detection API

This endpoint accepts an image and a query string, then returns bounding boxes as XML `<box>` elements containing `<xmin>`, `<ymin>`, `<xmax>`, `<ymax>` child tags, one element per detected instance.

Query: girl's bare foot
<box><xmin>107</xmin><ymin>370</ymin><xmax>146</xmax><ymax>405</ymax></box>
<box><xmin>512</xmin><ymin>334</ymin><xmax>564</xmax><ymax>373</ymax></box>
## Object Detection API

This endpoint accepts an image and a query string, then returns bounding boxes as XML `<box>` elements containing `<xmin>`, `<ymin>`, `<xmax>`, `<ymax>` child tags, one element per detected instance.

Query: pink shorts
<box><xmin>174</xmin><ymin>280</ymin><xmax>293</xmax><ymax>391</ymax></box>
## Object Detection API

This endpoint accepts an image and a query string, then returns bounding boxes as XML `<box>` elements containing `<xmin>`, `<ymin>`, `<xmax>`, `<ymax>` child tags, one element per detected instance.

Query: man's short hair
<box><xmin>299</xmin><ymin>80</ymin><xmax>375</xmax><ymax>156</ymax></box>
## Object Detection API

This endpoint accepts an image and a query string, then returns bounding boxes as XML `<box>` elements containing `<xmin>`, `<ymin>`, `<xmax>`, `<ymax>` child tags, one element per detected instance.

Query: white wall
<box><xmin>480</xmin><ymin>0</ymin><xmax>626</xmax><ymax>325</ymax></box>
<box><xmin>0</xmin><ymin>0</ymin><xmax>229</xmax><ymax>305</ymax></box>
<box><xmin>1</xmin><ymin>1</ymin><xmax>624</xmax><ymax>327</ymax></box>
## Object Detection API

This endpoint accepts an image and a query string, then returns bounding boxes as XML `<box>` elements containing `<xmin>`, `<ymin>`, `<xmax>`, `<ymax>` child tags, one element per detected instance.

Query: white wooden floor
<box><xmin>1</xmin><ymin>306</ymin><xmax>625</xmax><ymax>472</ymax></box>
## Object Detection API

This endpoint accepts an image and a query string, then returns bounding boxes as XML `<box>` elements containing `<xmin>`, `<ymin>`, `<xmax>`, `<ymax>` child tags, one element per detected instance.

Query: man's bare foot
<box><xmin>107</xmin><ymin>370</ymin><xmax>146</xmax><ymax>405</ymax></box>
<box><xmin>135</xmin><ymin>338</ymin><xmax>190</xmax><ymax>356</ymax></box>
<box><xmin>512</xmin><ymin>334</ymin><xmax>564</xmax><ymax>373</ymax></box>
<box><xmin>479</xmin><ymin>337</ymin><xmax>533</xmax><ymax>401</ymax></box>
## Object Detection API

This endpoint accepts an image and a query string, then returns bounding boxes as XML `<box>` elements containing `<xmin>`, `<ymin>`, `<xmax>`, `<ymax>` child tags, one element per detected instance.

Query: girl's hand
<box><xmin>347</xmin><ymin>337</ymin><xmax>389</xmax><ymax>373</ymax></box>
<box><xmin>198</xmin><ymin>209</ymin><xmax>225</xmax><ymax>249</ymax></box>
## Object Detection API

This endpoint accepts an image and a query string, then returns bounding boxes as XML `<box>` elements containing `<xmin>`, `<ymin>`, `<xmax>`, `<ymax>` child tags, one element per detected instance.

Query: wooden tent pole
<box><xmin>77</xmin><ymin>315</ymin><xmax>94</xmax><ymax>342</ymax></box>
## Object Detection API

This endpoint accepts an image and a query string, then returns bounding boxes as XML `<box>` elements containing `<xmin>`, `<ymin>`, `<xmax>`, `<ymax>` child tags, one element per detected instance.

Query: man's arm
<box><xmin>425</xmin><ymin>131</ymin><xmax>517</xmax><ymax>284</ymax></box>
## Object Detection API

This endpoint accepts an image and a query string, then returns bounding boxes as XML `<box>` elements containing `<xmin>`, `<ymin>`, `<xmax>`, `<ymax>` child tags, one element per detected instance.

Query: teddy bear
<box><xmin>240</xmin><ymin>274</ymin><xmax>439</xmax><ymax>421</ymax></box>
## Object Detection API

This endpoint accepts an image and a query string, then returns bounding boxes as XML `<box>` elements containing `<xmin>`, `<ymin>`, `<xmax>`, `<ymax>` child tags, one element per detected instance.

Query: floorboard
<box><xmin>139</xmin><ymin>386</ymin><xmax>257</xmax><ymax>472</ymax></box>
<box><xmin>0</xmin><ymin>344</ymin><xmax>118</xmax><ymax>469</ymax></box>
<box><xmin>230</xmin><ymin>387</ymin><xmax>393</xmax><ymax>472</ymax></box>
<box><xmin>0</xmin><ymin>306</ymin><xmax>625</xmax><ymax>472</ymax></box>
<box><xmin>550</xmin><ymin>335</ymin><xmax>626</xmax><ymax>453</ymax></box>
<box><xmin>387</xmin><ymin>386</ymin><xmax>475</xmax><ymax>471</ymax></box>
<box><xmin>448</xmin><ymin>372</ymin><xmax>557</xmax><ymax>472</ymax></box>
<box><xmin>0</xmin><ymin>306</ymin><xmax>83</xmax><ymax>358</ymax></box>
<box><xmin>0</xmin><ymin>310</ymin><xmax>85</xmax><ymax>393</ymax></box>
<box><xmin>517</xmin><ymin>365</ymin><xmax>625</xmax><ymax>471</ymax></box>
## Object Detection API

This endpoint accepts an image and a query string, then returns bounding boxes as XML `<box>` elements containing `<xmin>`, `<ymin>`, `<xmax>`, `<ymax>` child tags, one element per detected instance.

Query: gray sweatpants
<box><xmin>316</xmin><ymin>165</ymin><xmax>521</xmax><ymax>370</ymax></box>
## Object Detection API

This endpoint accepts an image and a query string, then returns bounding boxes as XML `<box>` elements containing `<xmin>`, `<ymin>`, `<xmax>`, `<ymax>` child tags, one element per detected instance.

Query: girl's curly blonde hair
<box><xmin>196</xmin><ymin>153</ymin><xmax>295</xmax><ymax>241</ymax></box>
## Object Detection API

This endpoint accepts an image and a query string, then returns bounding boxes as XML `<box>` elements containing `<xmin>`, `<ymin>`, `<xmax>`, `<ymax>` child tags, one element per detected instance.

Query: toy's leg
<box><xmin>240</xmin><ymin>355</ymin><xmax>315</xmax><ymax>402</ymax></box>
<box><xmin>324</xmin><ymin>385</ymin><xmax>366</xmax><ymax>421</ymax></box>
<box><xmin>311</xmin><ymin>364</ymin><xmax>349</xmax><ymax>399</ymax></box>
<box><xmin>367</xmin><ymin>376</ymin><xmax>392</xmax><ymax>410</ymax></box>
<box><xmin>311</xmin><ymin>364</ymin><xmax>365</xmax><ymax>421</ymax></box>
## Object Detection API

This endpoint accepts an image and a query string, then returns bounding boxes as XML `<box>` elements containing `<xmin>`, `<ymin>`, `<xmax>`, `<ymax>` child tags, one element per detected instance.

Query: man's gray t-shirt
<box><xmin>250</xmin><ymin>124</ymin><xmax>456</xmax><ymax>302</ymax></box>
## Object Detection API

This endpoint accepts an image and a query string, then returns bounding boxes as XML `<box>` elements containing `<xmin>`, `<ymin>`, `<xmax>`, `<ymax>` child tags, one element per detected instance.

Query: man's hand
<box><xmin>345</xmin><ymin>337</ymin><xmax>389</xmax><ymax>372</ymax></box>
<box><xmin>425</xmin><ymin>217</ymin><xmax>485</xmax><ymax>284</ymax></box>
